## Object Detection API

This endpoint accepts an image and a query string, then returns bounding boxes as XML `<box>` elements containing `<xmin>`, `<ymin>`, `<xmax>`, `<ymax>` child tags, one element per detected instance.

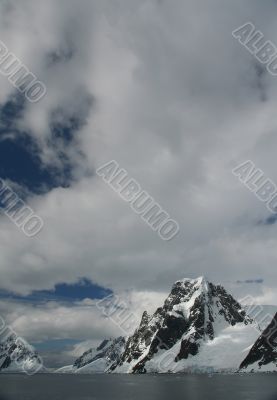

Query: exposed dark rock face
<box><xmin>109</xmin><ymin>277</ymin><xmax>251</xmax><ymax>373</ymax></box>
<box><xmin>66</xmin><ymin>277</ymin><xmax>259</xmax><ymax>374</ymax></box>
<box><xmin>0</xmin><ymin>331</ymin><xmax>41</xmax><ymax>373</ymax></box>
<box><xmin>73</xmin><ymin>336</ymin><xmax>126</xmax><ymax>370</ymax></box>
<box><xmin>240</xmin><ymin>313</ymin><xmax>277</xmax><ymax>371</ymax></box>
<box><xmin>177</xmin><ymin>339</ymin><xmax>199</xmax><ymax>360</ymax></box>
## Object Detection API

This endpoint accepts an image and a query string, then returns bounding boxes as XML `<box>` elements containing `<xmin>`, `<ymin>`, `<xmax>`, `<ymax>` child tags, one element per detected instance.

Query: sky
<box><xmin>1</xmin><ymin>0</ymin><xmax>277</xmax><ymax>368</ymax></box>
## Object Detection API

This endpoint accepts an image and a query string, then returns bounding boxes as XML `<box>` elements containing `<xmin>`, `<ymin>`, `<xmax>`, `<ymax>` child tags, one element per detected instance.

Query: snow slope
<box><xmin>59</xmin><ymin>277</ymin><xmax>267</xmax><ymax>374</ymax></box>
<box><xmin>55</xmin><ymin>337</ymin><xmax>126</xmax><ymax>374</ymax></box>
<box><xmin>110</xmin><ymin>277</ymin><xmax>260</xmax><ymax>373</ymax></box>
<box><xmin>240</xmin><ymin>313</ymin><xmax>277</xmax><ymax>372</ymax></box>
<box><xmin>0</xmin><ymin>333</ymin><xmax>42</xmax><ymax>374</ymax></box>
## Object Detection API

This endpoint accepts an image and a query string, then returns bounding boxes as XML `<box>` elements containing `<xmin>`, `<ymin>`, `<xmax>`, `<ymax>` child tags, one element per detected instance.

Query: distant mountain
<box><xmin>0</xmin><ymin>332</ymin><xmax>42</xmax><ymax>374</ymax></box>
<box><xmin>243</xmin><ymin>305</ymin><xmax>277</xmax><ymax>330</ymax></box>
<box><xmin>240</xmin><ymin>313</ymin><xmax>277</xmax><ymax>372</ymax></box>
<box><xmin>56</xmin><ymin>337</ymin><xmax>126</xmax><ymax>374</ymax></box>
<box><xmin>63</xmin><ymin>277</ymin><xmax>262</xmax><ymax>374</ymax></box>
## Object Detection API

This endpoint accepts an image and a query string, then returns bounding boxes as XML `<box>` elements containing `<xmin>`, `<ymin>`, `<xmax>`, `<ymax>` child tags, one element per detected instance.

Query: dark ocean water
<box><xmin>0</xmin><ymin>373</ymin><xmax>277</xmax><ymax>400</ymax></box>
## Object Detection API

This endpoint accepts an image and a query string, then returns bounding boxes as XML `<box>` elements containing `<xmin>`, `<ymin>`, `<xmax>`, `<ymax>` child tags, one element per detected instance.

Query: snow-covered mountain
<box><xmin>0</xmin><ymin>332</ymin><xmax>42</xmax><ymax>374</ymax></box>
<box><xmin>109</xmin><ymin>276</ymin><xmax>259</xmax><ymax>373</ymax></box>
<box><xmin>56</xmin><ymin>337</ymin><xmax>126</xmax><ymax>374</ymax></box>
<box><xmin>63</xmin><ymin>276</ymin><xmax>262</xmax><ymax>374</ymax></box>
<box><xmin>243</xmin><ymin>305</ymin><xmax>277</xmax><ymax>326</ymax></box>
<box><xmin>240</xmin><ymin>313</ymin><xmax>277</xmax><ymax>372</ymax></box>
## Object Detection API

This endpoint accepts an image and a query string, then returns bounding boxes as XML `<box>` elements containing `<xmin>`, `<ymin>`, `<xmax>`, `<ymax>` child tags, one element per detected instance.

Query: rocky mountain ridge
<box><xmin>58</xmin><ymin>277</ymin><xmax>272</xmax><ymax>374</ymax></box>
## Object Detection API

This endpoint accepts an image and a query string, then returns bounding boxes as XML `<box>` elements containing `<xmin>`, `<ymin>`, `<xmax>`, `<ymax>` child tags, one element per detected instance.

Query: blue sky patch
<box><xmin>0</xmin><ymin>92</ymin><xmax>92</xmax><ymax>194</ymax></box>
<box><xmin>0</xmin><ymin>278</ymin><xmax>112</xmax><ymax>303</ymax></box>
<box><xmin>262</xmin><ymin>214</ymin><xmax>277</xmax><ymax>225</ymax></box>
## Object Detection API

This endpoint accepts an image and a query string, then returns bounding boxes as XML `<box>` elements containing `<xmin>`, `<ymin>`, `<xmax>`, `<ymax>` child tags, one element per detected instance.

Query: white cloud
<box><xmin>1</xmin><ymin>0</ymin><xmax>277</xmax><ymax>354</ymax></box>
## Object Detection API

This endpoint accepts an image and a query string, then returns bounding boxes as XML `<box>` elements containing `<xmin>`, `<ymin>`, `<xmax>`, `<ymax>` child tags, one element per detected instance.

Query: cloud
<box><xmin>0</xmin><ymin>289</ymin><xmax>166</xmax><ymax>367</ymax></box>
<box><xmin>1</xmin><ymin>0</ymin><xmax>277</xmax><ymax>366</ymax></box>
<box><xmin>0</xmin><ymin>289</ymin><xmax>165</xmax><ymax>342</ymax></box>
<box><xmin>236</xmin><ymin>279</ymin><xmax>264</xmax><ymax>284</ymax></box>
<box><xmin>0</xmin><ymin>278</ymin><xmax>112</xmax><ymax>302</ymax></box>
<box><xmin>0</xmin><ymin>298</ymin><xmax>119</xmax><ymax>343</ymax></box>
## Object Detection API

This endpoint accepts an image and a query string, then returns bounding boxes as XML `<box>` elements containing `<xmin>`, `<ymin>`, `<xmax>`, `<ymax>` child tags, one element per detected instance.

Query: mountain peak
<box><xmin>63</xmin><ymin>276</ymin><xmax>262</xmax><ymax>374</ymax></box>
<box><xmin>175</xmin><ymin>276</ymin><xmax>207</xmax><ymax>285</ymax></box>
<box><xmin>109</xmin><ymin>277</ymin><xmax>252</xmax><ymax>373</ymax></box>
<box><xmin>174</xmin><ymin>276</ymin><xmax>209</xmax><ymax>292</ymax></box>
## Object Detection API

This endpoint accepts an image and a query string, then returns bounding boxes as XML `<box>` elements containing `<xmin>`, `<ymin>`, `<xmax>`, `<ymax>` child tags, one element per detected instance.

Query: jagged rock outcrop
<box><xmin>108</xmin><ymin>277</ymin><xmax>257</xmax><ymax>373</ymax></box>
<box><xmin>0</xmin><ymin>331</ymin><xmax>42</xmax><ymax>374</ymax></box>
<box><xmin>60</xmin><ymin>277</ymin><xmax>261</xmax><ymax>374</ymax></box>
<box><xmin>56</xmin><ymin>336</ymin><xmax>126</xmax><ymax>374</ymax></box>
<box><xmin>240</xmin><ymin>313</ymin><xmax>277</xmax><ymax>372</ymax></box>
